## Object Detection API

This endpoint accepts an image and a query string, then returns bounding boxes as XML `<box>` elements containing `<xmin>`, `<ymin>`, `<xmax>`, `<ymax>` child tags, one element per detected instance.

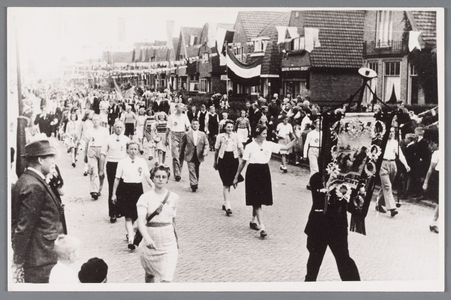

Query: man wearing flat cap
<box><xmin>11</xmin><ymin>139</ymin><xmax>66</xmax><ymax>283</ymax></box>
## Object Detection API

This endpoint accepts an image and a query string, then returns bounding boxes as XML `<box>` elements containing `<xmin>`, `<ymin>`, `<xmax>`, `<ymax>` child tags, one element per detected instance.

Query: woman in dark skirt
<box><xmin>233</xmin><ymin>124</ymin><xmax>297</xmax><ymax>238</ymax></box>
<box><xmin>111</xmin><ymin>141</ymin><xmax>154</xmax><ymax>250</ymax></box>
<box><xmin>214</xmin><ymin>120</ymin><xmax>244</xmax><ymax>216</ymax></box>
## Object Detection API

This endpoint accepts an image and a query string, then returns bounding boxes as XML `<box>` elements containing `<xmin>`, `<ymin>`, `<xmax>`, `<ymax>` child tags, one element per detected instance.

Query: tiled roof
<box><xmin>237</xmin><ymin>11</ymin><xmax>287</xmax><ymax>41</ymax></box>
<box><xmin>304</xmin><ymin>10</ymin><xmax>365</xmax><ymax>69</ymax></box>
<box><xmin>411</xmin><ymin>11</ymin><xmax>436</xmax><ymax>46</ymax></box>
<box><xmin>258</xmin><ymin>12</ymin><xmax>291</xmax><ymax>75</ymax></box>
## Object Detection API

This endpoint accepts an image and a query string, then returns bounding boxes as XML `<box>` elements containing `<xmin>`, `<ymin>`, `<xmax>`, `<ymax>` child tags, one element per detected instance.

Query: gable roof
<box><xmin>304</xmin><ymin>10</ymin><xmax>365</xmax><ymax>69</ymax></box>
<box><xmin>258</xmin><ymin>12</ymin><xmax>291</xmax><ymax>75</ymax></box>
<box><xmin>237</xmin><ymin>11</ymin><xmax>287</xmax><ymax>41</ymax></box>
<box><xmin>411</xmin><ymin>11</ymin><xmax>436</xmax><ymax>47</ymax></box>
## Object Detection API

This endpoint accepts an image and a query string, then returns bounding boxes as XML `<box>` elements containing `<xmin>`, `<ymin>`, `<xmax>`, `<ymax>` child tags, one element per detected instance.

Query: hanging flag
<box><xmin>112</xmin><ymin>77</ymin><xmax>124</xmax><ymax>100</ymax></box>
<box><xmin>287</xmin><ymin>27</ymin><xmax>299</xmax><ymax>39</ymax></box>
<box><xmin>409</xmin><ymin>31</ymin><xmax>422</xmax><ymax>52</ymax></box>
<box><xmin>166</xmin><ymin>21</ymin><xmax>175</xmax><ymax>50</ymax></box>
<box><xmin>276</xmin><ymin>26</ymin><xmax>288</xmax><ymax>44</ymax></box>
<box><xmin>226</xmin><ymin>46</ymin><xmax>262</xmax><ymax>85</ymax></box>
<box><xmin>216</xmin><ymin>27</ymin><xmax>235</xmax><ymax>66</ymax></box>
<box><xmin>304</xmin><ymin>28</ymin><xmax>321</xmax><ymax>52</ymax></box>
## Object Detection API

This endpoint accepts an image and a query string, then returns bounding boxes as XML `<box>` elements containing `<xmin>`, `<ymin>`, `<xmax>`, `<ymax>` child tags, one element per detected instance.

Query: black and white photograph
<box><xmin>7</xmin><ymin>6</ymin><xmax>444</xmax><ymax>292</ymax></box>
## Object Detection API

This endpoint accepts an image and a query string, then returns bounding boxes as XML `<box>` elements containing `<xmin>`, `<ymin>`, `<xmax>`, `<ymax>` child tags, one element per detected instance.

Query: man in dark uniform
<box><xmin>11</xmin><ymin>139</ymin><xmax>65</xmax><ymax>283</ymax></box>
<box><xmin>304</xmin><ymin>173</ymin><xmax>360</xmax><ymax>281</ymax></box>
<box><xmin>410</xmin><ymin>127</ymin><xmax>431</xmax><ymax>199</ymax></box>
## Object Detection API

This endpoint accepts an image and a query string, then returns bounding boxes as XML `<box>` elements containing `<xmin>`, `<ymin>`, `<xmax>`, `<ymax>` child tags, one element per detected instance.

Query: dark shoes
<box><xmin>222</xmin><ymin>205</ymin><xmax>226</xmax><ymax>211</ymax></box>
<box><xmin>429</xmin><ymin>225</ymin><xmax>439</xmax><ymax>233</ymax></box>
<box><xmin>390</xmin><ymin>209</ymin><xmax>398</xmax><ymax>217</ymax></box>
<box><xmin>175</xmin><ymin>176</ymin><xmax>181</xmax><ymax>182</ymax></box>
<box><xmin>260</xmin><ymin>230</ymin><xmax>268</xmax><ymax>238</ymax></box>
<box><xmin>72</xmin><ymin>162</ymin><xmax>76</xmax><ymax>168</ymax></box>
<box><xmin>249</xmin><ymin>222</ymin><xmax>260</xmax><ymax>231</ymax></box>
<box><xmin>110</xmin><ymin>216</ymin><xmax>117</xmax><ymax>223</ymax></box>
<box><xmin>375</xmin><ymin>205</ymin><xmax>387</xmax><ymax>213</ymax></box>
<box><xmin>83</xmin><ymin>171</ymin><xmax>88</xmax><ymax>176</ymax></box>
<box><xmin>191</xmin><ymin>185</ymin><xmax>198</xmax><ymax>192</ymax></box>
<box><xmin>226</xmin><ymin>209</ymin><xmax>232</xmax><ymax>216</ymax></box>
<box><xmin>91</xmin><ymin>192</ymin><xmax>99</xmax><ymax>200</ymax></box>
<box><xmin>128</xmin><ymin>243</ymin><xmax>136</xmax><ymax>250</ymax></box>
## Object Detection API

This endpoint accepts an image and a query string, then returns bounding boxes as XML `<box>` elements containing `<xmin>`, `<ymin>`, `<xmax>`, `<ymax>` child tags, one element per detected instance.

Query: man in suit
<box><xmin>34</xmin><ymin>106</ymin><xmax>53</xmax><ymax>137</ymax></box>
<box><xmin>11</xmin><ymin>139</ymin><xmax>65</xmax><ymax>283</ymax></box>
<box><xmin>180</xmin><ymin>118</ymin><xmax>209</xmax><ymax>192</ymax></box>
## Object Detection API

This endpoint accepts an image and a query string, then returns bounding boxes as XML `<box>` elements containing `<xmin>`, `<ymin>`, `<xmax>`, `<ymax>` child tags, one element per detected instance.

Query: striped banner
<box><xmin>226</xmin><ymin>47</ymin><xmax>262</xmax><ymax>85</ymax></box>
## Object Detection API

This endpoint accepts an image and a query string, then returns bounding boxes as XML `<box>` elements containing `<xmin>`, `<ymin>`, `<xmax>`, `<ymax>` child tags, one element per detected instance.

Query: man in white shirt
<box><xmin>166</xmin><ymin>103</ymin><xmax>191</xmax><ymax>181</ymax></box>
<box><xmin>99</xmin><ymin>121</ymin><xmax>130</xmax><ymax>223</ymax></box>
<box><xmin>303</xmin><ymin>119</ymin><xmax>322</xmax><ymax>189</ymax></box>
<box><xmin>84</xmin><ymin>114</ymin><xmax>110</xmax><ymax>200</ymax></box>
<box><xmin>180</xmin><ymin>119</ymin><xmax>209</xmax><ymax>192</ymax></box>
<box><xmin>376</xmin><ymin>127</ymin><xmax>411</xmax><ymax>217</ymax></box>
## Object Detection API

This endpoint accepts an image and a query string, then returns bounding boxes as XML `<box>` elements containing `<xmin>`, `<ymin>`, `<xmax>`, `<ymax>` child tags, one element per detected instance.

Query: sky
<box><xmin>8</xmin><ymin>7</ymin><xmax>291</xmax><ymax>78</ymax></box>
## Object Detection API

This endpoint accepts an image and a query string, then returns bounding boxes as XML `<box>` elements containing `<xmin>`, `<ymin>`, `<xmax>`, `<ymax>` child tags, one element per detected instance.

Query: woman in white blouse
<box><xmin>111</xmin><ymin>141</ymin><xmax>154</xmax><ymax>250</ymax></box>
<box><xmin>137</xmin><ymin>165</ymin><xmax>180</xmax><ymax>283</ymax></box>
<box><xmin>214</xmin><ymin>120</ymin><xmax>244</xmax><ymax>216</ymax></box>
<box><xmin>233</xmin><ymin>124</ymin><xmax>298</xmax><ymax>238</ymax></box>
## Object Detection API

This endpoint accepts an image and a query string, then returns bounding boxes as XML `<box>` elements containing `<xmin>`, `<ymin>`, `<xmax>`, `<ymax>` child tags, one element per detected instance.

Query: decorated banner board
<box><xmin>319</xmin><ymin>112</ymin><xmax>395</xmax><ymax>235</ymax></box>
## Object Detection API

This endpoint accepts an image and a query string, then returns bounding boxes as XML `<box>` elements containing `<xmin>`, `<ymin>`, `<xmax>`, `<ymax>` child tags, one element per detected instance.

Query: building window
<box><xmin>385</xmin><ymin>61</ymin><xmax>400</xmax><ymax>76</ymax></box>
<box><xmin>368</xmin><ymin>61</ymin><xmax>378</xmax><ymax>74</ymax></box>
<box><xmin>384</xmin><ymin>61</ymin><xmax>401</xmax><ymax>102</ymax></box>
<box><xmin>199</xmin><ymin>78</ymin><xmax>209</xmax><ymax>92</ymax></box>
<box><xmin>365</xmin><ymin>61</ymin><xmax>379</xmax><ymax>104</ymax></box>
<box><xmin>409</xmin><ymin>63</ymin><xmax>419</xmax><ymax>104</ymax></box>
<box><xmin>254</xmin><ymin>40</ymin><xmax>262</xmax><ymax>52</ymax></box>
<box><xmin>410</xmin><ymin>64</ymin><xmax>417</xmax><ymax>76</ymax></box>
<box><xmin>290</xmin><ymin>37</ymin><xmax>305</xmax><ymax>51</ymax></box>
<box><xmin>376</xmin><ymin>10</ymin><xmax>393</xmax><ymax>48</ymax></box>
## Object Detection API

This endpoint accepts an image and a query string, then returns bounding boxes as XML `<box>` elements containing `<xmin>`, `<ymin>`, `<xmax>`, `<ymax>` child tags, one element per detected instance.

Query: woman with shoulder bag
<box><xmin>136</xmin><ymin>164</ymin><xmax>180</xmax><ymax>283</ymax></box>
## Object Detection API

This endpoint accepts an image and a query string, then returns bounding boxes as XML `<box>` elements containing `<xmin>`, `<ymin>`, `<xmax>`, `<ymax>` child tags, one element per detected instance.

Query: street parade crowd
<box><xmin>11</xmin><ymin>83</ymin><xmax>440</xmax><ymax>284</ymax></box>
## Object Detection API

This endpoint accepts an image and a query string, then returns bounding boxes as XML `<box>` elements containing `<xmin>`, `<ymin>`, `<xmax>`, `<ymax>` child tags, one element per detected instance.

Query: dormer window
<box><xmin>251</xmin><ymin>37</ymin><xmax>270</xmax><ymax>57</ymax></box>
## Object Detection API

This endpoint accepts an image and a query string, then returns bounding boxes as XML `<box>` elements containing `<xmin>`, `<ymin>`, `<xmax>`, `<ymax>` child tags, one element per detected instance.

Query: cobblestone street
<box><xmin>56</xmin><ymin>139</ymin><xmax>440</xmax><ymax>283</ymax></box>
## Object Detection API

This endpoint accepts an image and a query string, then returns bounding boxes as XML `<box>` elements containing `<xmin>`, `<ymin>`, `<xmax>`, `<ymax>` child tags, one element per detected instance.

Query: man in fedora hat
<box><xmin>11</xmin><ymin>139</ymin><xmax>66</xmax><ymax>283</ymax></box>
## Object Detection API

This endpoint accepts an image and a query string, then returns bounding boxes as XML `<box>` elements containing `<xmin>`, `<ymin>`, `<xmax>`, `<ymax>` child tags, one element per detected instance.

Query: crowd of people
<box><xmin>11</xmin><ymin>83</ymin><xmax>439</xmax><ymax>284</ymax></box>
